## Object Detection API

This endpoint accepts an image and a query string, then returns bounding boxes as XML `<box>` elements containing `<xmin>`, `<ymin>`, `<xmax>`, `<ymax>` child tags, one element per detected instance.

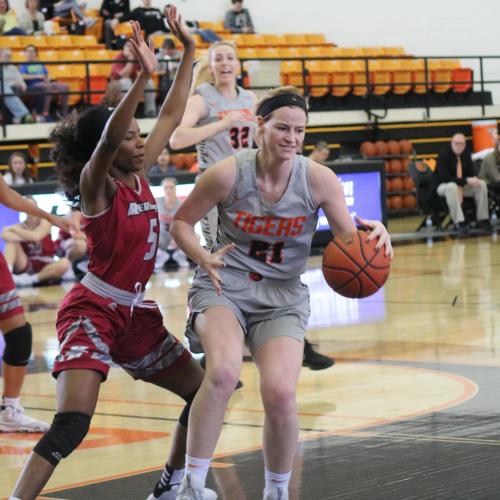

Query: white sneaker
<box><xmin>12</xmin><ymin>273</ymin><xmax>35</xmax><ymax>287</ymax></box>
<box><xmin>0</xmin><ymin>406</ymin><xmax>49</xmax><ymax>433</ymax></box>
<box><xmin>175</xmin><ymin>475</ymin><xmax>217</xmax><ymax>500</ymax></box>
<box><xmin>263</xmin><ymin>486</ymin><xmax>289</xmax><ymax>500</ymax></box>
<box><xmin>172</xmin><ymin>250</ymin><xmax>190</xmax><ymax>268</ymax></box>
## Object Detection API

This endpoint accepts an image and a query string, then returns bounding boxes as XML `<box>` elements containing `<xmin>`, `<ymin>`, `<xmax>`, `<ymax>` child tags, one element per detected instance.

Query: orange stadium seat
<box><xmin>278</xmin><ymin>47</ymin><xmax>301</xmax><ymax>59</ymax></box>
<box><xmin>256</xmin><ymin>47</ymin><xmax>280</xmax><ymax>59</ymax></box>
<box><xmin>280</xmin><ymin>60</ymin><xmax>305</xmax><ymax>90</ymax></box>
<box><xmin>407</xmin><ymin>59</ymin><xmax>432</xmax><ymax>94</ymax></box>
<box><xmin>300</xmin><ymin>46</ymin><xmax>323</xmax><ymax>59</ymax></box>
<box><xmin>388</xmin><ymin>59</ymin><xmax>413</xmax><ymax>94</ymax></box>
<box><xmin>263</xmin><ymin>34</ymin><xmax>288</xmax><ymax>47</ymax></box>
<box><xmin>349</xmin><ymin>60</ymin><xmax>369</xmax><ymax>96</ymax></box>
<box><xmin>38</xmin><ymin>49</ymin><xmax>59</xmax><ymax>62</ymax></box>
<box><xmin>284</xmin><ymin>34</ymin><xmax>308</xmax><ymax>46</ymax></box>
<box><xmin>321</xmin><ymin>46</ymin><xmax>340</xmax><ymax>58</ymax></box>
<box><xmin>361</xmin><ymin>47</ymin><xmax>384</xmax><ymax>58</ymax></box>
<box><xmin>21</xmin><ymin>35</ymin><xmax>47</xmax><ymax>48</ymax></box>
<box><xmin>45</xmin><ymin>35</ymin><xmax>73</xmax><ymax>48</ymax></box>
<box><xmin>429</xmin><ymin>60</ymin><xmax>453</xmax><ymax>93</ymax></box>
<box><xmin>452</xmin><ymin>67</ymin><xmax>473</xmax><ymax>93</ymax></box>
<box><xmin>70</xmin><ymin>35</ymin><xmax>100</xmax><ymax>48</ymax></box>
<box><xmin>330</xmin><ymin>61</ymin><xmax>352</xmax><ymax>97</ymax></box>
<box><xmin>304</xmin><ymin>34</ymin><xmax>327</xmax><ymax>46</ymax></box>
<box><xmin>382</xmin><ymin>46</ymin><xmax>405</xmax><ymax>57</ymax></box>
<box><xmin>237</xmin><ymin>47</ymin><xmax>258</xmax><ymax>60</ymax></box>
<box><xmin>305</xmin><ymin>60</ymin><xmax>331</xmax><ymax>97</ymax></box>
<box><xmin>233</xmin><ymin>34</ymin><xmax>264</xmax><ymax>47</ymax></box>
<box><xmin>47</xmin><ymin>64</ymin><xmax>83</xmax><ymax>106</ymax></box>
<box><xmin>113</xmin><ymin>22</ymin><xmax>133</xmax><ymax>37</ymax></box>
<box><xmin>59</xmin><ymin>49</ymin><xmax>85</xmax><ymax>62</ymax></box>
<box><xmin>368</xmin><ymin>60</ymin><xmax>391</xmax><ymax>95</ymax></box>
<box><xmin>0</xmin><ymin>36</ymin><xmax>21</xmax><ymax>48</ymax></box>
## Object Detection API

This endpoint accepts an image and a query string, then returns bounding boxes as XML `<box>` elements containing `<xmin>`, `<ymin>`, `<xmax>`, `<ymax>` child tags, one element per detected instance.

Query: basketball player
<box><xmin>169</xmin><ymin>86</ymin><xmax>393</xmax><ymax>500</ymax></box>
<box><xmin>170</xmin><ymin>42</ymin><xmax>332</xmax><ymax>370</ymax></box>
<box><xmin>2</xmin><ymin>199</ymin><xmax>71</xmax><ymax>288</ymax></box>
<box><xmin>169</xmin><ymin>40</ymin><xmax>257</xmax><ymax>249</ymax></box>
<box><xmin>10</xmin><ymin>12</ymin><xmax>215</xmax><ymax>500</ymax></box>
<box><xmin>0</xmin><ymin>175</ymin><xmax>73</xmax><ymax>433</ymax></box>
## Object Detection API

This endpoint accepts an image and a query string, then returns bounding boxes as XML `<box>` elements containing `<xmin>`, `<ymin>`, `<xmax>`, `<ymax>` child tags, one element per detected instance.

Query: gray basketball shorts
<box><xmin>186</xmin><ymin>267</ymin><xmax>311</xmax><ymax>354</ymax></box>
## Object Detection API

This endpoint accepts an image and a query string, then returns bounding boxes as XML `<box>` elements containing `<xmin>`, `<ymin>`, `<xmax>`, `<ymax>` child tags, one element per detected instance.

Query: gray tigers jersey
<box><xmin>213</xmin><ymin>149</ymin><xmax>319</xmax><ymax>280</ymax></box>
<box><xmin>194</xmin><ymin>83</ymin><xmax>256</xmax><ymax>171</ymax></box>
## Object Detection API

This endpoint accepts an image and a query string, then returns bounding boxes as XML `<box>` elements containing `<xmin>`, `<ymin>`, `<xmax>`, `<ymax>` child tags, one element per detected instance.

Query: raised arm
<box><xmin>143</xmin><ymin>6</ymin><xmax>196</xmax><ymax>171</ymax></box>
<box><xmin>79</xmin><ymin>20</ymin><xmax>157</xmax><ymax>214</ymax></box>
<box><xmin>0</xmin><ymin>175</ymin><xmax>73</xmax><ymax>232</ymax></box>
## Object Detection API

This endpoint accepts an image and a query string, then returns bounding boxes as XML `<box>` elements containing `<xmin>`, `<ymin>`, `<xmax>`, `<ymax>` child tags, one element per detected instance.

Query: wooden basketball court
<box><xmin>1</xmin><ymin>231</ymin><xmax>500</xmax><ymax>499</ymax></box>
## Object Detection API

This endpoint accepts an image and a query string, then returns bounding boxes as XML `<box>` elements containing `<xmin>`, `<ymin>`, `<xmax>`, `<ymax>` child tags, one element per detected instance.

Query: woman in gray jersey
<box><xmin>169</xmin><ymin>41</ymin><xmax>257</xmax><ymax>249</ymax></box>
<box><xmin>170</xmin><ymin>86</ymin><xmax>393</xmax><ymax>500</ymax></box>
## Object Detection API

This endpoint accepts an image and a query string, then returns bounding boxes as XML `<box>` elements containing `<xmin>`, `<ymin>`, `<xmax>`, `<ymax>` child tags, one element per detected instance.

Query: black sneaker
<box><xmin>475</xmin><ymin>219</ymin><xmax>492</xmax><ymax>232</ymax></box>
<box><xmin>303</xmin><ymin>339</ymin><xmax>335</xmax><ymax>370</ymax></box>
<box><xmin>199</xmin><ymin>355</ymin><xmax>243</xmax><ymax>389</ymax></box>
<box><xmin>146</xmin><ymin>479</ymin><xmax>179</xmax><ymax>499</ymax></box>
<box><xmin>455</xmin><ymin>221</ymin><xmax>469</xmax><ymax>238</ymax></box>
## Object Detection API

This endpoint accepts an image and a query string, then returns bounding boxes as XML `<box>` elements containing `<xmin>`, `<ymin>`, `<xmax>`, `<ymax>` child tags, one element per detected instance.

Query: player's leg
<box><xmin>253</xmin><ymin>335</ymin><xmax>303</xmax><ymax>500</ymax></box>
<box><xmin>3</xmin><ymin>241</ymin><xmax>28</xmax><ymax>273</ymax></box>
<box><xmin>10</xmin><ymin>369</ymin><xmax>102</xmax><ymax>500</ymax></box>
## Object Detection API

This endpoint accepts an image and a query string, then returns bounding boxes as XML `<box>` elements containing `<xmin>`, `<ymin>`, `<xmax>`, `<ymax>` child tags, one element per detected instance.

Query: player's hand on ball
<box><xmin>201</xmin><ymin>243</ymin><xmax>236</xmax><ymax>295</ymax></box>
<box><xmin>355</xmin><ymin>216</ymin><xmax>393</xmax><ymax>259</ymax></box>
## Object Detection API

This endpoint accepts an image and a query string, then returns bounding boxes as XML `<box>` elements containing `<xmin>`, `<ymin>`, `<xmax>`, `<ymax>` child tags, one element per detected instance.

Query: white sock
<box><xmin>264</xmin><ymin>469</ymin><xmax>291</xmax><ymax>491</ymax></box>
<box><xmin>2</xmin><ymin>397</ymin><xmax>21</xmax><ymax>409</ymax></box>
<box><xmin>185</xmin><ymin>455</ymin><xmax>211</xmax><ymax>489</ymax></box>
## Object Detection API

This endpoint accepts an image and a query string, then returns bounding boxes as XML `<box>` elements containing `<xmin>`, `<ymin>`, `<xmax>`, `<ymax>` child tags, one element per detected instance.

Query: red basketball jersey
<box><xmin>21</xmin><ymin>233</ymin><xmax>56</xmax><ymax>262</ymax></box>
<box><xmin>82</xmin><ymin>176</ymin><xmax>159</xmax><ymax>292</ymax></box>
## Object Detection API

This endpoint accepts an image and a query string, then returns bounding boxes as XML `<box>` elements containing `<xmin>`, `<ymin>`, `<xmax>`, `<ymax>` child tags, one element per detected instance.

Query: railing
<box><xmin>1</xmin><ymin>53</ymin><xmax>500</xmax><ymax>139</ymax></box>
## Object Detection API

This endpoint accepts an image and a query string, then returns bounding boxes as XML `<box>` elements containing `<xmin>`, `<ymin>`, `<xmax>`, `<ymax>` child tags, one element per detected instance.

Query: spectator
<box><xmin>433</xmin><ymin>133</ymin><xmax>491</xmax><ymax>233</ymax></box>
<box><xmin>52</xmin><ymin>0</ymin><xmax>96</xmax><ymax>33</ymax></box>
<box><xmin>19</xmin><ymin>44</ymin><xmax>70</xmax><ymax>122</ymax></box>
<box><xmin>309</xmin><ymin>140</ymin><xmax>330</xmax><ymax>164</ymax></box>
<box><xmin>149</xmin><ymin>147</ymin><xmax>176</xmax><ymax>177</ymax></box>
<box><xmin>163</xmin><ymin>3</ymin><xmax>220</xmax><ymax>43</ymax></box>
<box><xmin>224</xmin><ymin>0</ymin><xmax>254</xmax><ymax>34</ymax></box>
<box><xmin>18</xmin><ymin>0</ymin><xmax>45</xmax><ymax>35</ymax></box>
<box><xmin>128</xmin><ymin>0</ymin><xmax>167</xmax><ymax>39</ymax></box>
<box><xmin>155</xmin><ymin>177</ymin><xmax>190</xmax><ymax>270</ymax></box>
<box><xmin>0</xmin><ymin>0</ymin><xmax>27</xmax><ymax>35</ymax></box>
<box><xmin>479</xmin><ymin>132</ymin><xmax>500</xmax><ymax>195</ymax></box>
<box><xmin>110</xmin><ymin>38</ymin><xmax>157</xmax><ymax>117</ymax></box>
<box><xmin>3</xmin><ymin>153</ymin><xmax>33</xmax><ymax>186</ymax></box>
<box><xmin>0</xmin><ymin>49</ymin><xmax>35</xmax><ymax>124</ymax></box>
<box><xmin>156</xmin><ymin>37</ymin><xmax>181</xmax><ymax>101</ymax></box>
<box><xmin>99</xmin><ymin>0</ymin><xmax>129</xmax><ymax>49</ymax></box>
<box><xmin>2</xmin><ymin>198</ymin><xmax>70</xmax><ymax>287</ymax></box>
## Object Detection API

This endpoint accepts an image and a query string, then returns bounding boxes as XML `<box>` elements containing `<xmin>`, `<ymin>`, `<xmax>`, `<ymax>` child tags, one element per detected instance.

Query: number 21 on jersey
<box><xmin>249</xmin><ymin>240</ymin><xmax>284</xmax><ymax>264</ymax></box>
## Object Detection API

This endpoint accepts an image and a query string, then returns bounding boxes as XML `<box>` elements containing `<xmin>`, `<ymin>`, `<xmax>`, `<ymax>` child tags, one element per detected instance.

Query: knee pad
<box><xmin>33</xmin><ymin>412</ymin><xmax>91</xmax><ymax>466</ymax></box>
<box><xmin>3</xmin><ymin>323</ymin><xmax>32</xmax><ymax>367</ymax></box>
<box><xmin>178</xmin><ymin>389</ymin><xmax>198</xmax><ymax>428</ymax></box>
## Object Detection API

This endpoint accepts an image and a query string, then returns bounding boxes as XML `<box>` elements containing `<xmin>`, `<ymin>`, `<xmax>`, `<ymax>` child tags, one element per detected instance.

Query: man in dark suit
<box><xmin>433</xmin><ymin>132</ymin><xmax>490</xmax><ymax>233</ymax></box>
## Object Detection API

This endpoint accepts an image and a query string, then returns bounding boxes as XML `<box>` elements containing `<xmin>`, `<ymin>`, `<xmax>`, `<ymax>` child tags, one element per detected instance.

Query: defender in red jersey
<box><xmin>11</xmin><ymin>12</ymin><xmax>215</xmax><ymax>500</ymax></box>
<box><xmin>2</xmin><ymin>204</ymin><xmax>70</xmax><ymax>287</ymax></box>
<box><xmin>0</xmin><ymin>174</ymin><xmax>73</xmax><ymax>434</ymax></box>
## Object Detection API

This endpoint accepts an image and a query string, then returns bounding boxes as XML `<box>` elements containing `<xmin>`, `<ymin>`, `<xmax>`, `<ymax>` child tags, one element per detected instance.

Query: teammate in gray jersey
<box><xmin>170</xmin><ymin>86</ymin><xmax>393</xmax><ymax>500</ymax></box>
<box><xmin>169</xmin><ymin>41</ymin><xmax>257</xmax><ymax>249</ymax></box>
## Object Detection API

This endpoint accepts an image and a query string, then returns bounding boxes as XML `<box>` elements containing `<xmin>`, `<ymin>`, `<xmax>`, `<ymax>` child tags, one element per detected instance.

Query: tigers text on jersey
<box><xmin>81</xmin><ymin>176</ymin><xmax>159</xmax><ymax>292</ymax></box>
<box><xmin>215</xmin><ymin>149</ymin><xmax>319</xmax><ymax>280</ymax></box>
<box><xmin>195</xmin><ymin>83</ymin><xmax>256</xmax><ymax>170</ymax></box>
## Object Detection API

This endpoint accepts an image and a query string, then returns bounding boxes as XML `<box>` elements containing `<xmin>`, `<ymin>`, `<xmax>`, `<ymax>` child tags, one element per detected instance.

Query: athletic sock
<box><xmin>264</xmin><ymin>469</ymin><xmax>291</xmax><ymax>491</ymax></box>
<box><xmin>185</xmin><ymin>455</ymin><xmax>211</xmax><ymax>488</ymax></box>
<box><xmin>2</xmin><ymin>396</ymin><xmax>20</xmax><ymax>410</ymax></box>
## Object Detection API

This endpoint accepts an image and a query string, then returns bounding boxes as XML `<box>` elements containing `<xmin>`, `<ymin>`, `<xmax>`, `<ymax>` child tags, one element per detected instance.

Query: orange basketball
<box><xmin>390</xmin><ymin>177</ymin><xmax>403</xmax><ymax>191</ymax></box>
<box><xmin>360</xmin><ymin>141</ymin><xmax>376</xmax><ymax>157</ymax></box>
<box><xmin>322</xmin><ymin>231</ymin><xmax>390</xmax><ymax>298</ymax></box>
<box><xmin>402</xmin><ymin>158</ymin><xmax>410</xmax><ymax>172</ymax></box>
<box><xmin>386</xmin><ymin>140</ymin><xmax>400</xmax><ymax>155</ymax></box>
<box><xmin>390</xmin><ymin>159</ymin><xmax>402</xmax><ymax>173</ymax></box>
<box><xmin>384</xmin><ymin>160</ymin><xmax>391</xmax><ymax>173</ymax></box>
<box><xmin>170</xmin><ymin>154</ymin><xmax>185</xmax><ymax>169</ymax></box>
<box><xmin>399</xmin><ymin>139</ymin><xmax>413</xmax><ymax>154</ymax></box>
<box><xmin>403</xmin><ymin>194</ymin><xmax>417</xmax><ymax>208</ymax></box>
<box><xmin>386</xmin><ymin>196</ymin><xmax>393</xmax><ymax>210</ymax></box>
<box><xmin>385</xmin><ymin>179</ymin><xmax>392</xmax><ymax>192</ymax></box>
<box><xmin>391</xmin><ymin>195</ymin><xmax>403</xmax><ymax>210</ymax></box>
<box><xmin>374</xmin><ymin>140</ymin><xmax>388</xmax><ymax>156</ymax></box>
<box><xmin>403</xmin><ymin>176</ymin><xmax>415</xmax><ymax>191</ymax></box>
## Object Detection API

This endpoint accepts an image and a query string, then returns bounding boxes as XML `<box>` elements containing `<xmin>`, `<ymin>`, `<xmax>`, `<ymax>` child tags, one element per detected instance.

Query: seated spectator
<box><xmin>149</xmin><ymin>147</ymin><xmax>176</xmax><ymax>178</ymax></box>
<box><xmin>433</xmin><ymin>133</ymin><xmax>491</xmax><ymax>233</ymax></box>
<box><xmin>19</xmin><ymin>0</ymin><xmax>45</xmax><ymax>35</ymax></box>
<box><xmin>0</xmin><ymin>0</ymin><xmax>27</xmax><ymax>35</ymax></box>
<box><xmin>479</xmin><ymin>131</ymin><xmax>500</xmax><ymax>195</ymax></box>
<box><xmin>19</xmin><ymin>44</ymin><xmax>70</xmax><ymax>122</ymax></box>
<box><xmin>52</xmin><ymin>0</ymin><xmax>95</xmax><ymax>33</ymax></box>
<box><xmin>163</xmin><ymin>4</ymin><xmax>220</xmax><ymax>43</ymax></box>
<box><xmin>128</xmin><ymin>0</ymin><xmax>167</xmax><ymax>39</ymax></box>
<box><xmin>309</xmin><ymin>140</ymin><xmax>330</xmax><ymax>164</ymax></box>
<box><xmin>2</xmin><ymin>198</ymin><xmax>70</xmax><ymax>287</ymax></box>
<box><xmin>99</xmin><ymin>0</ymin><xmax>129</xmax><ymax>49</ymax></box>
<box><xmin>0</xmin><ymin>49</ymin><xmax>35</xmax><ymax>124</ymax></box>
<box><xmin>155</xmin><ymin>177</ymin><xmax>190</xmax><ymax>269</ymax></box>
<box><xmin>157</xmin><ymin>37</ymin><xmax>181</xmax><ymax>101</ymax></box>
<box><xmin>224</xmin><ymin>0</ymin><xmax>254</xmax><ymax>34</ymax></box>
<box><xmin>3</xmin><ymin>153</ymin><xmax>33</xmax><ymax>185</ymax></box>
<box><xmin>110</xmin><ymin>38</ymin><xmax>156</xmax><ymax>117</ymax></box>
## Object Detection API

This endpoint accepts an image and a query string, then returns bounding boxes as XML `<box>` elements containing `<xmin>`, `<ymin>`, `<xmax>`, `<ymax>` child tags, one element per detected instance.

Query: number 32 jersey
<box><xmin>216</xmin><ymin>149</ymin><xmax>319</xmax><ymax>280</ymax></box>
<box><xmin>81</xmin><ymin>176</ymin><xmax>158</xmax><ymax>292</ymax></box>
<box><xmin>194</xmin><ymin>83</ymin><xmax>256</xmax><ymax>171</ymax></box>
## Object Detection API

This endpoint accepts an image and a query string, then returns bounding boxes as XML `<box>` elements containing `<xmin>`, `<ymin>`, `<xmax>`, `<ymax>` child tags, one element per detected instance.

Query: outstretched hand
<box><xmin>165</xmin><ymin>4</ymin><xmax>195</xmax><ymax>49</ymax></box>
<box><xmin>128</xmin><ymin>20</ymin><xmax>157</xmax><ymax>75</ymax></box>
<box><xmin>201</xmin><ymin>243</ymin><xmax>236</xmax><ymax>295</ymax></box>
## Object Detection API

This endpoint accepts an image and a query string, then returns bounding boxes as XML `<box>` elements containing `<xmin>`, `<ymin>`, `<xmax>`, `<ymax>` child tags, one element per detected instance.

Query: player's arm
<box><xmin>0</xmin><ymin>175</ymin><xmax>73</xmax><ymax>231</ymax></box>
<box><xmin>143</xmin><ymin>6</ymin><xmax>195</xmax><ymax>171</ymax></box>
<box><xmin>80</xmin><ymin>21</ymin><xmax>156</xmax><ymax>214</ymax></box>
<box><xmin>4</xmin><ymin>219</ymin><xmax>51</xmax><ymax>242</ymax></box>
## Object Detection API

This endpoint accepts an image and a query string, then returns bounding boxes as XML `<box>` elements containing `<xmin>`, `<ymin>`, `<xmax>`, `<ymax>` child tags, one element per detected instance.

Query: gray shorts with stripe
<box><xmin>186</xmin><ymin>266</ymin><xmax>311</xmax><ymax>354</ymax></box>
